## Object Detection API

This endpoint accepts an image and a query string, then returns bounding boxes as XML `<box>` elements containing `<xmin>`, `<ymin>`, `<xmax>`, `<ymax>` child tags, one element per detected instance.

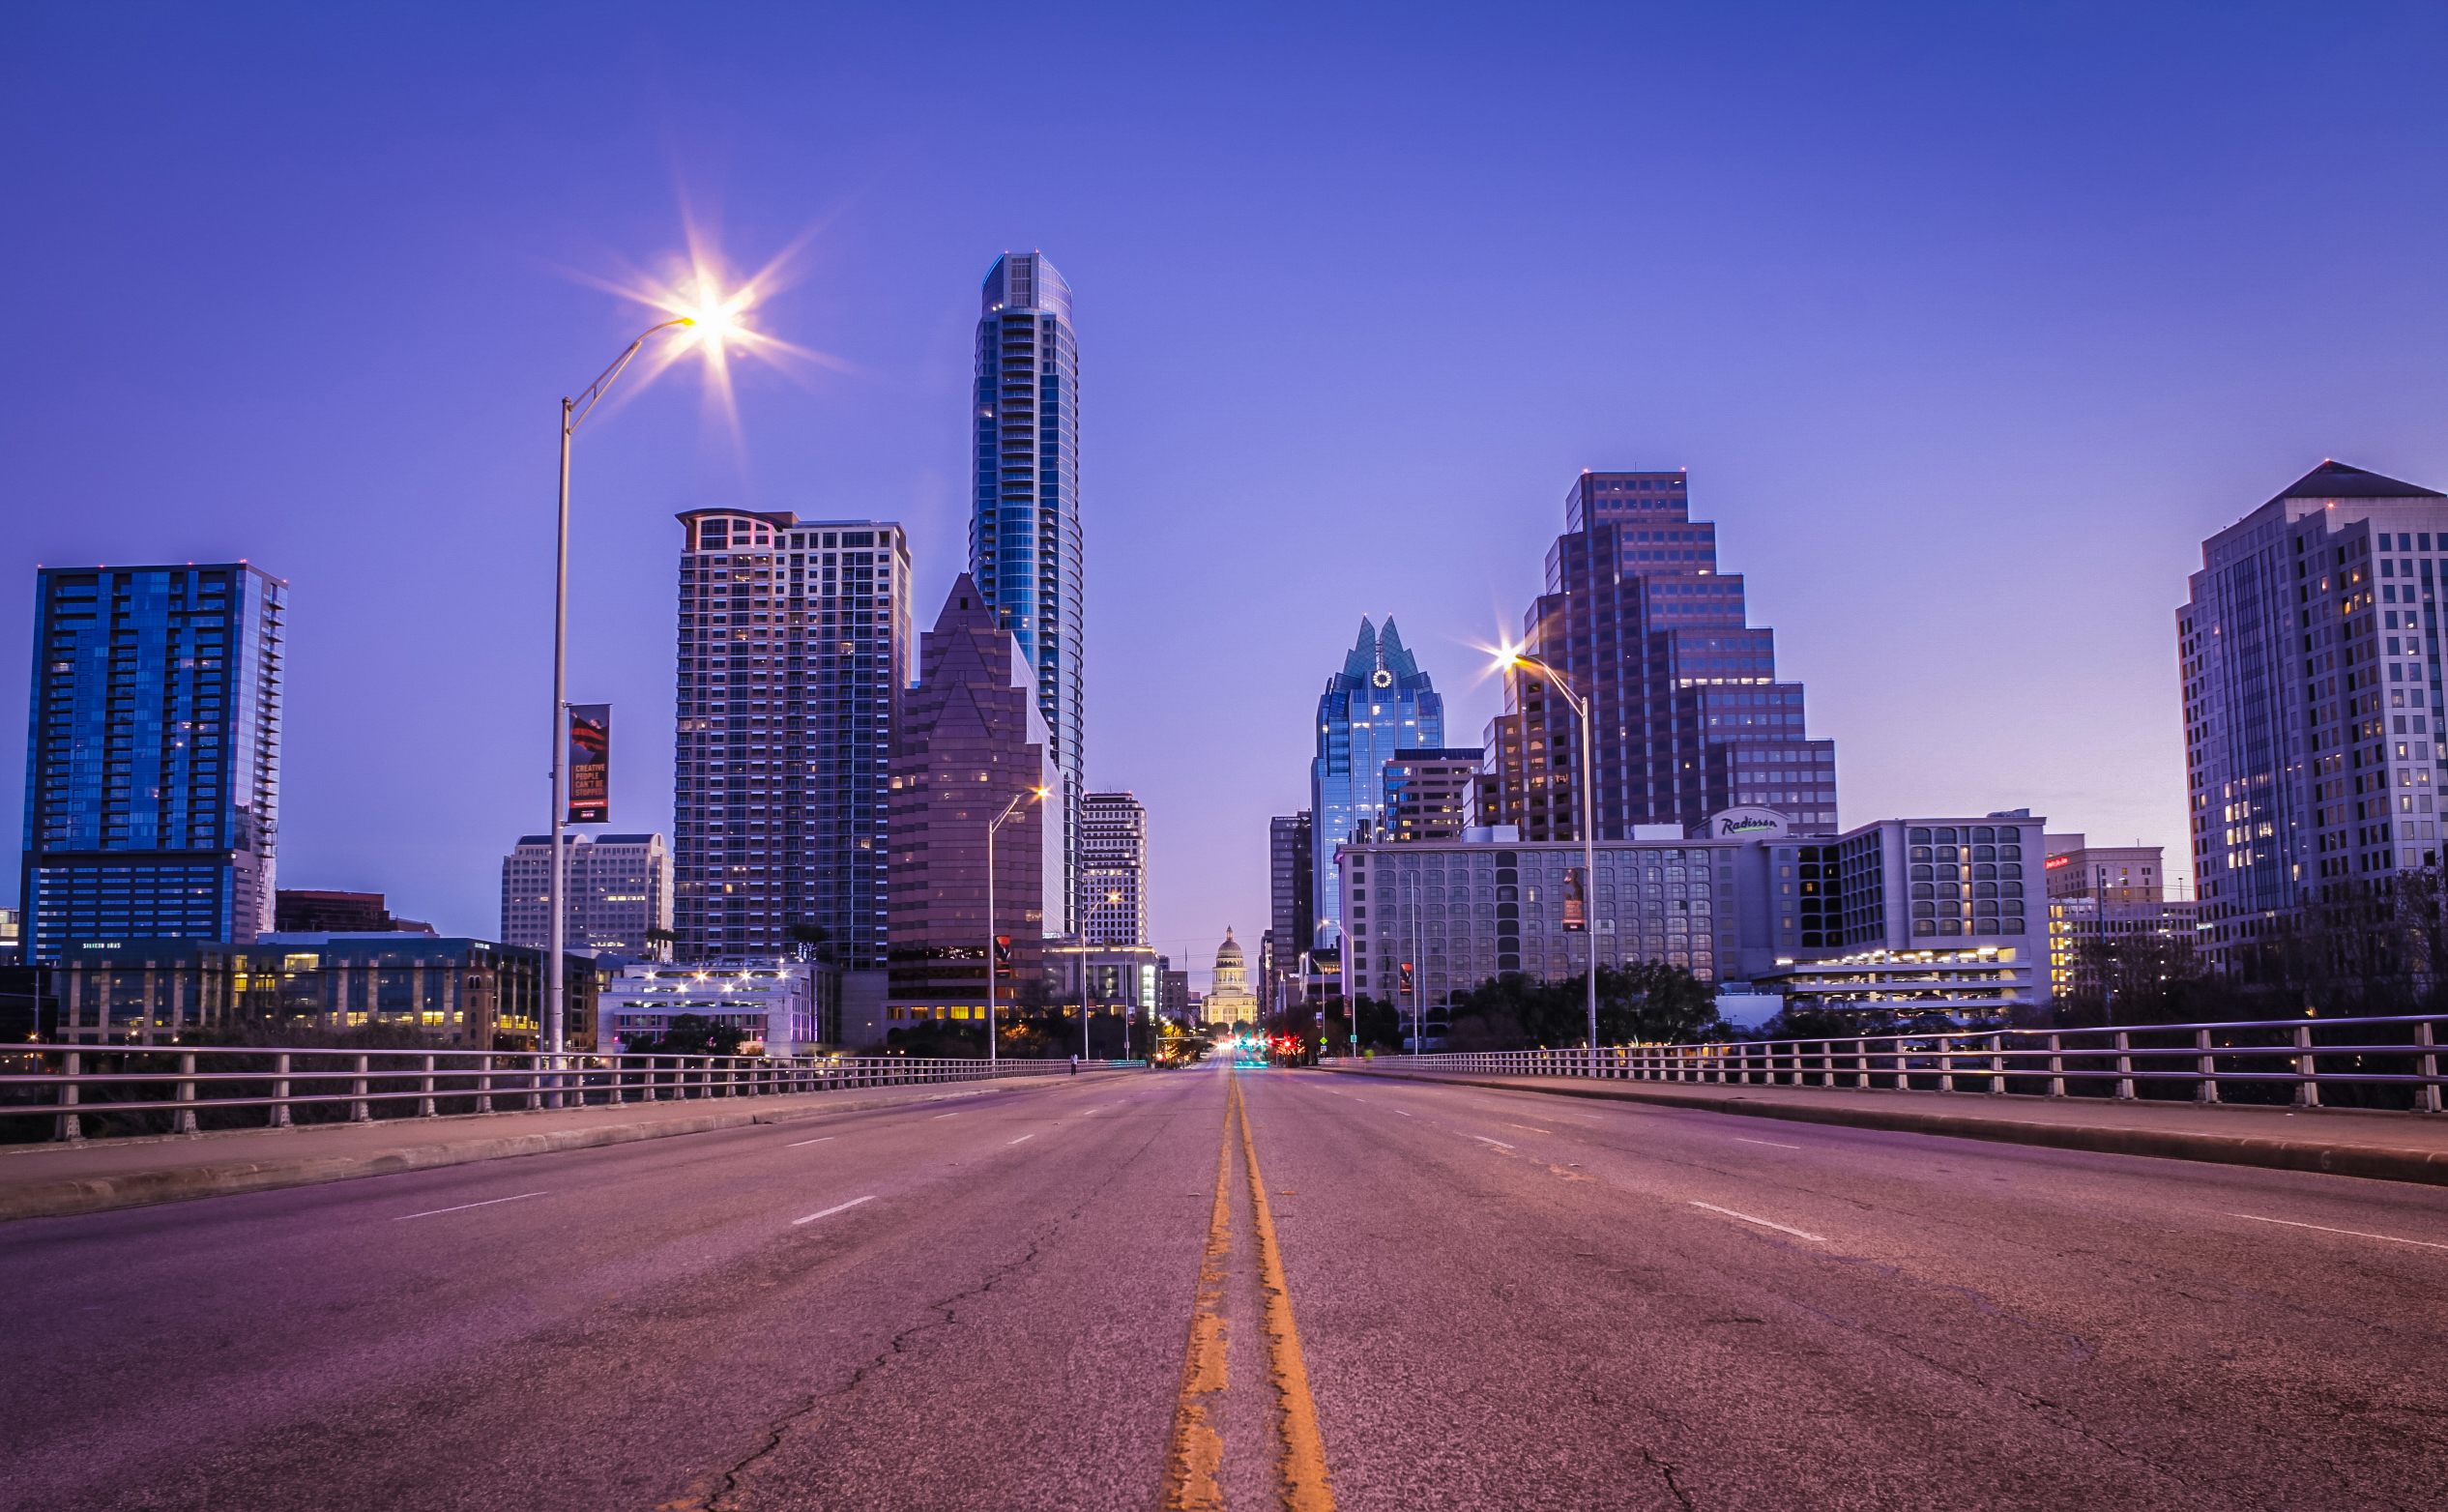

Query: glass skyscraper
<box><xmin>670</xmin><ymin>510</ymin><xmax>911</xmax><ymax>964</ymax></box>
<box><xmin>970</xmin><ymin>251</ymin><xmax>1084</xmax><ymax>934</ymax></box>
<box><xmin>1310</xmin><ymin>619</ymin><xmax>1443</xmax><ymax>946</ymax></box>
<box><xmin>18</xmin><ymin>563</ymin><xmax>285</xmax><ymax>960</ymax></box>
<box><xmin>1481</xmin><ymin>471</ymin><xmax>1838</xmax><ymax>845</ymax></box>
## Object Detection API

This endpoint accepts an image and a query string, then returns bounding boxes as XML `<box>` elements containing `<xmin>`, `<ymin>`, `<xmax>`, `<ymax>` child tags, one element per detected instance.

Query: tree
<box><xmin>786</xmin><ymin>922</ymin><xmax>834</xmax><ymax>964</ymax></box>
<box><xmin>627</xmin><ymin>1013</ymin><xmax>747</xmax><ymax>1057</ymax></box>
<box><xmin>1445</xmin><ymin>964</ymin><xmax>1723</xmax><ymax>1050</ymax></box>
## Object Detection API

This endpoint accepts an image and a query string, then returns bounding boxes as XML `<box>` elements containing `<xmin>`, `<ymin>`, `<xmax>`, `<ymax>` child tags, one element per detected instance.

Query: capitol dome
<box><xmin>1214</xmin><ymin>926</ymin><xmax>1243</xmax><ymax>968</ymax></box>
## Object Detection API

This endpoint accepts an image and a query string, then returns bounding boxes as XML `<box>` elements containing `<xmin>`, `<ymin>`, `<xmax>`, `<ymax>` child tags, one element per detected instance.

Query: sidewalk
<box><xmin>0</xmin><ymin>1068</ymin><xmax>1140</xmax><ymax>1223</ymax></box>
<box><xmin>1317</xmin><ymin>1064</ymin><xmax>2448</xmax><ymax>1187</ymax></box>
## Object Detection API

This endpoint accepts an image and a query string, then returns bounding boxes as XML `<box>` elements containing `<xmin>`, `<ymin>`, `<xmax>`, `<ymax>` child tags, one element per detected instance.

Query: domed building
<box><xmin>1202</xmin><ymin>927</ymin><xmax>1260</xmax><ymax>1027</ymax></box>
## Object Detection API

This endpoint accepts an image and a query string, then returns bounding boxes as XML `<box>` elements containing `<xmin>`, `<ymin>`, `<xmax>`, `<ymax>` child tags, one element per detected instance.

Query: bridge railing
<box><xmin>0</xmin><ymin>1045</ymin><xmax>1135</xmax><ymax>1145</ymax></box>
<box><xmin>1322</xmin><ymin>1012</ymin><xmax>2448</xmax><ymax>1114</ymax></box>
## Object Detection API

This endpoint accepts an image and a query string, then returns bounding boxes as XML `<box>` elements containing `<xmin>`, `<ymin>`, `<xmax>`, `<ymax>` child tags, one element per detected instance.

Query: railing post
<box><xmin>2419</xmin><ymin>1021</ymin><xmax>2442</xmax><ymax>1115</ymax></box>
<box><xmin>175</xmin><ymin>1051</ymin><xmax>199</xmax><ymax>1134</ymax></box>
<box><xmin>351</xmin><ymin>1053</ymin><xmax>372</xmax><ymax>1121</ymax></box>
<box><xmin>55</xmin><ymin>1051</ymin><xmax>83</xmax><ymax>1144</ymax></box>
<box><xmin>2048</xmin><ymin>1032</ymin><xmax>2064</xmax><ymax>1098</ymax></box>
<box><xmin>1938</xmin><ymin>1035</ymin><xmax>1956</xmax><ymax>1094</ymax></box>
<box><xmin>2295</xmin><ymin>1023</ymin><xmax>2320</xmax><ymax>1108</ymax></box>
<box><xmin>273</xmin><ymin>1052</ymin><xmax>292</xmax><ymax>1127</ymax></box>
<box><xmin>477</xmin><ymin>1053</ymin><xmax>493</xmax><ymax>1114</ymax></box>
<box><xmin>525</xmin><ymin>1054</ymin><xmax>542</xmax><ymax>1111</ymax></box>
<box><xmin>2196</xmin><ymin>1029</ymin><xmax>2220</xmax><ymax>1104</ymax></box>
<box><xmin>1988</xmin><ymin>1033</ymin><xmax>2004</xmax><ymax>1095</ymax></box>
<box><xmin>419</xmin><ymin>1054</ymin><xmax>437</xmax><ymax>1118</ymax></box>
<box><xmin>2114</xmin><ymin>1032</ymin><xmax>2135</xmax><ymax>1102</ymax></box>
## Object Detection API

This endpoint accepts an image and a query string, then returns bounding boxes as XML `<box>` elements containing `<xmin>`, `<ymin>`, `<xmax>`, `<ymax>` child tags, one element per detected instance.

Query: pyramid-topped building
<box><xmin>1309</xmin><ymin>618</ymin><xmax>1443</xmax><ymax>946</ymax></box>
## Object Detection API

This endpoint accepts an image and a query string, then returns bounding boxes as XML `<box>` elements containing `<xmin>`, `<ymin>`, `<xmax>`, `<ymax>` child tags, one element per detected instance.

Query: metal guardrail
<box><xmin>1325</xmin><ymin>1011</ymin><xmax>2448</xmax><ymax>1113</ymax></box>
<box><xmin>0</xmin><ymin>1045</ymin><xmax>1136</xmax><ymax>1144</ymax></box>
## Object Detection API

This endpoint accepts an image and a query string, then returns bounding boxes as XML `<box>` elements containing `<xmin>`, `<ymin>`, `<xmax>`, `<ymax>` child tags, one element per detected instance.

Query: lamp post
<box><xmin>983</xmin><ymin>786</ymin><xmax>1046</xmax><ymax>1069</ymax></box>
<box><xmin>1513</xmin><ymin>654</ymin><xmax>1600</xmax><ymax>1060</ymax></box>
<box><xmin>546</xmin><ymin>316</ymin><xmax>693</xmax><ymax>1068</ymax></box>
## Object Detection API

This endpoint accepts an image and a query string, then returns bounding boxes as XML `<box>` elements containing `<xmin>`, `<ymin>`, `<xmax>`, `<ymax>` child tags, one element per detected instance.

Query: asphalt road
<box><xmin>3</xmin><ymin>1062</ymin><xmax>2444</xmax><ymax>1511</ymax></box>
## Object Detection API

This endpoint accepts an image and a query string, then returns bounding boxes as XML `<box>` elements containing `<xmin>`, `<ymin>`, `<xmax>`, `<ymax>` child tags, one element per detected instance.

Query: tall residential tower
<box><xmin>970</xmin><ymin>251</ymin><xmax>1085</xmax><ymax>935</ymax></box>
<box><xmin>1081</xmin><ymin>791</ymin><xmax>1149</xmax><ymax>945</ymax></box>
<box><xmin>18</xmin><ymin>563</ymin><xmax>284</xmax><ymax>960</ymax></box>
<box><xmin>670</xmin><ymin>511</ymin><xmax>911</xmax><ymax>963</ymax></box>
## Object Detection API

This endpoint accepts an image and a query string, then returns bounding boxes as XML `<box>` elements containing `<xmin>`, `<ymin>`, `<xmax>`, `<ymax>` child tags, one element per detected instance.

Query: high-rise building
<box><xmin>1383</xmin><ymin>749</ymin><xmax>1484</xmax><ymax>843</ymax></box>
<box><xmin>502</xmin><ymin>833</ymin><xmax>672</xmax><ymax>957</ymax></box>
<box><xmin>1081</xmin><ymin>791</ymin><xmax>1148</xmax><ymax>945</ymax></box>
<box><xmin>969</xmin><ymin>251</ymin><xmax>1085</xmax><ymax>935</ymax></box>
<box><xmin>2180</xmin><ymin>461</ymin><xmax>2448</xmax><ymax>972</ymax></box>
<box><xmin>1268</xmin><ymin>813</ymin><xmax>1313</xmax><ymax>1001</ymax></box>
<box><xmin>887</xmin><ymin>573</ymin><xmax>1063</xmax><ymax>1025</ymax></box>
<box><xmin>1480</xmin><ymin>471</ymin><xmax>1837</xmax><ymax>844</ymax></box>
<box><xmin>1310</xmin><ymin>621</ymin><xmax>1443</xmax><ymax>946</ymax></box>
<box><xmin>670</xmin><ymin>511</ymin><xmax>911</xmax><ymax>965</ymax></box>
<box><xmin>18</xmin><ymin>563</ymin><xmax>285</xmax><ymax>961</ymax></box>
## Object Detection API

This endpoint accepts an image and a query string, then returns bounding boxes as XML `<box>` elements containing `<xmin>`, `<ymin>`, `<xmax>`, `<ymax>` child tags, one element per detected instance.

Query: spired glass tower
<box><xmin>1310</xmin><ymin>619</ymin><xmax>1443</xmax><ymax>946</ymax></box>
<box><xmin>18</xmin><ymin>563</ymin><xmax>286</xmax><ymax>959</ymax></box>
<box><xmin>970</xmin><ymin>251</ymin><xmax>1085</xmax><ymax>935</ymax></box>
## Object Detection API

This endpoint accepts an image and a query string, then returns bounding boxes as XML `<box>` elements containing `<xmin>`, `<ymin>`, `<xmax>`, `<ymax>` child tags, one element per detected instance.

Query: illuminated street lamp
<box><xmin>984</xmin><ymin>786</ymin><xmax>1047</xmax><ymax>1068</ymax></box>
<box><xmin>1509</xmin><ymin>652</ymin><xmax>1601</xmax><ymax>1059</ymax></box>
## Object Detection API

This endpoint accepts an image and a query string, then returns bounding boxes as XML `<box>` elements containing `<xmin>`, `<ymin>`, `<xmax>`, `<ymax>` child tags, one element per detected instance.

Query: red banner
<box><xmin>568</xmin><ymin>704</ymin><xmax>610</xmax><ymax>824</ymax></box>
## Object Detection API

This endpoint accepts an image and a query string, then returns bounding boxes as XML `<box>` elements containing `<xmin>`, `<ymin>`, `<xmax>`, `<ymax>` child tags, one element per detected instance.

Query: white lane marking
<box><xmin>1392</xmin><ymin>1110</ymin><xmax>1413</xmax><ymax>1118</ymax></box>
<box><xmin>393</xmin><ymin>1191</ymin><xmax>546</xmax><ymax>1222</ymax></box>
<box><xmin>792</xmin><ymin>1195</ymin><xmax>876</xmax><ymax>1227</ymax></box>
<box><xmin>1690</xmin><ymin>1201</ymin><xmax>1825</xmax><ymax>1242</ymax></box>
<box><xmin>788</xmin><ymin>1136</ymin><xmax>836</xmax><ymax>1148</ymax></box>
<box><xmin>1473</xmin><ymin>1136</ymin><xmax>1515</xmax><ymax>1149</ymax></box>
<box><xmin>1503</xmin><ymin>1123</ymin><xmax>1552</xmax><ymax>1134</ymax></box>
<box><xmin>932</xmin><ymin>1112</ymin><xmax>961</xmax><ymax>1119</ymax></box>
<box><xmin>1735</xmin><ymin>1137</ymin><xmax>1802</xmax><ymax>1149</ymax></box>
<box><xmin>1008</xmin><ymin>1134</ymin><xmax>1035</xmax><ymax>1145</ymax></box>
<box><xmin>2229</xmin><ymin>1212</ymin><xmax>2448</xmax><ymax>1251</ymax></box>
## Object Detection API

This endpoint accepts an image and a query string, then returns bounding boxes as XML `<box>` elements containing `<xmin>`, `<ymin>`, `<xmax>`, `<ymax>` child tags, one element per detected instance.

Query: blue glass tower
<box><xmin>18</xmin><ymin>563</ymin><xmax>286</xmax><ymax>960</ymax></box>
<box><xmin>1310</xmin><ymin>619</ymin><xmax>1443</xmax><ymax>946</ymax></box>
<box><xmin>971</xmin><ymin>251</ymin><xmax>1084</xmax><ymax>934</ymax></box>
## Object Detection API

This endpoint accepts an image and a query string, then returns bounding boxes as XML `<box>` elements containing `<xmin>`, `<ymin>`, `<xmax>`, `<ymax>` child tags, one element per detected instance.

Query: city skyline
<box><xmin>9</xmin><ymin>7</ymin><xmax>2448</xmax><ymax>986</ymax></box>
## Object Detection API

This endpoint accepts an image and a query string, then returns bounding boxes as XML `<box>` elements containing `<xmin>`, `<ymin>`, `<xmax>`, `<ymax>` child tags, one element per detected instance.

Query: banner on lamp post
<box><xmin>1562</xmin><ymin>867</ymin><xmax>1588</xmax><ymax>932</ymax></box>
<box><xmin>568</xmin><ymin>704</ymin><xmax>611</xmax><ymax>824</ymax></box>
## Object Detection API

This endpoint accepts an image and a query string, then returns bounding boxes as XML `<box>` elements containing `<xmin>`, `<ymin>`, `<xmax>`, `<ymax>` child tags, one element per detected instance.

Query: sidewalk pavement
<box><xmin>0</xmin><ymin>1068</ymin><xmax>1143</xmax><ymax>1223</ymax></box>
<box><xmin>1317</xmin><ymin>1064</ymin><xmax>2448</xmax><ymax>1187</ymax></box>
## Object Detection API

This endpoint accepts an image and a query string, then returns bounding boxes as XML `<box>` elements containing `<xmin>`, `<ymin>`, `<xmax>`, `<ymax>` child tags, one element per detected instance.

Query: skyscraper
<box><xmin>1480</xmin><ymin>471</ymin><xmax>1837</xmax><ymax>843</ymax></box>
<box><xmin>1081</xmin><ymin>791</ymin><xmax>1148</xmax><ymax>945</ymax></box>
<box><xmin>670</xmin><ymin>511</ymin><xmax>911</xmax><ymax>964</ymax></box>
<box><xmin>969</xmin><ymin>251</ymin><xmax>1084</xmax><ymax>935</ymax></box>
<box><xmin>1310</xmin><ymin>620</ymin><xmax>1443</xmax><ymax>945</ymax></box>
<box><xmin>2180</xmin><ymin>460</ymin><xmax>2448</xmax><ymax>972</ymax></box>
<box><xmin>887</xmin><ymin>573</ymin><xmax>1062</xmax><ymax>1025</ymax></box>
<box><xmin>502</xmin><ymin>832</ymin><xmax>673</xmax><ymax>957</ymax></box>
<box><xmin>1268</xmin><ymin>811</ymin><xmax>1313</xmax><ymax>999</ymax></box>
<box><xmin>18</xmin><ymin>563</ymin><xmax>284</xmax><ymax>960</ymax></box>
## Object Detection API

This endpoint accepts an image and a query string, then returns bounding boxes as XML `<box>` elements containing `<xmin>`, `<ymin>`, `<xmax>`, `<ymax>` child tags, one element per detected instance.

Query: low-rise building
<box><xmin>1750</xmin><ymin>946</ymin><xmax>2045</xmax><ymax>1024</ymax></box>
<box><xmin>597</xmin><ymin>959</ymin><xmax>838</xmax><ymax>1054</ymax></box>
<box><xmin>51</xmin><ymin>934</ymin><xmax>600</xmax><ymax>1049</ymax></box>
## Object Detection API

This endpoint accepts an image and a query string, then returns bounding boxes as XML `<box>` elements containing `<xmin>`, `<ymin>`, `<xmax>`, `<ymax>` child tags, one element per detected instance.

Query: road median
<box><xmin>1316</xmin><ymin>1063</ymin><xmax>2448</xmax><ymax>1187</ymax></box>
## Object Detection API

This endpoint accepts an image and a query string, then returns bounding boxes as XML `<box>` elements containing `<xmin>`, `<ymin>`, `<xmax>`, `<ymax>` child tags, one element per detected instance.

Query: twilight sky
<box><xmin>6</xmin><ymin>3</ymin><xmax>2447</xmax><ymax>984</ymax></box>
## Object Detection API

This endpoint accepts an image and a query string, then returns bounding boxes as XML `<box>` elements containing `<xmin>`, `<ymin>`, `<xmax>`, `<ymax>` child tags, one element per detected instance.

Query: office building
<box><xmin>2041</xmin><ymin>835</ymin><xmax>2194</xmax><ymax>997</ymax></box>
<box><xmin>274</xmin><ymin>890</ymin><xmax>433</xmax><ymax>936</ymax></box>
<box><xmin>1160</xmin><ymin>964</ymin><xmax>1191</xmax><ymax>1023</ymax></box>
<box><xmin>502</xmin><ymin>833</ymin><xmax>672</xmax><ymax>957</ymax></box>
<box><xmin>671</xmin><ymin>511</ymin><xmax>911</xmax><ymax>966</ymax></box>
<box><xmin>1383</xmin><ymin>749</ymin><xmax>1483</xmax><ymax>843</ymax></box>
<box><xmin>1048</xmin><ymin>941</ymin><xmax>1161</xmax><ymax>1023</ymax></box>
<box><xmin>19</xmin><ymin>563</ymin><xmax>285</xmax><ymax>961</ymax></box>
<box><xmin>887</xmin><ymin>574</ymin><xmax>1063</xmax><ymax>1025</ymax></box>
<box><xmin>1202</xmin><ymin>927</ymin><xmax>1259</xmax><ymax>1026</ymax></box>
<box><xmin>598</xmin><ymin>959</ymin><xmax>838</xmax><ymax>1053</ymax></box>
<box><xmin>1267</xmin><ymin>812</ymin><xmax>1313</xmax><ymax>1003</ymax></box>
<box><xmin>970</xmin><ymin>251</ymin><xmax>1085</xmax><ymax>935</ymax></box>
<box><xmin>2180</xmin><ymin>461</ymin><xmax>2448</xmax><ymax>972</ymax></box>
<box><xmin>54</xmin><ymin>934</ymin><xmax>598</xmax><ymax>1049</ymax></box>
<box><xmin>1081</xmin><ymin>791</ymin><xmax>1149</xmax><ymax>945</ymax></box>
<box><xmin>1311</xmin><ymin>620</ymin><xmax>1443</xmax><ymax>947</ymax></box>
<box><xmin>1333</xmin><ymin>807</ymin><xmax>2045</xmax><ymax>1013</ymax></box>
<box><xmin>1479</xmin><ymin>471</ymin><xmax>1837</xmax><ymax>845</ymax></box>
<box><xmin>2042</xmin><ymin>835</ymin><xmax>2169</xmax><ymax>904</ymax></box>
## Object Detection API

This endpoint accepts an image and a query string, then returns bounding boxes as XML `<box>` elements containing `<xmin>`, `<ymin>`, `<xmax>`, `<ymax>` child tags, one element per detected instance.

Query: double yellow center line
<box><xmin>1162</xmin><ymin>1072</ymin><xmax>1334</xmax><ymax>1511</ymax></box>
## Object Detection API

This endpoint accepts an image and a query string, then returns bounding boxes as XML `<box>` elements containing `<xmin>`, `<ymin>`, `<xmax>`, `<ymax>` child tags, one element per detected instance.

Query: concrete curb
<box><xmin>0</xmin><ymin>1073</ymin><xmax>1129</xmax><ymax>1224</ymax></box>
<box><xmin>1316</xmin><ymin>1066</ymin><xmax>2448</xmax><ymax>1188</ymax></box>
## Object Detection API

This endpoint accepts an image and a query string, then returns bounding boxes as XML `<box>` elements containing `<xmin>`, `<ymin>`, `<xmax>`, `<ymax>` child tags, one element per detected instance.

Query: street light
<box><xmin>545</xmin><ymin>317</ymin><xmax>695</xmax><ymax>1067</ymax></box>
<box><xmin>1510</xmin><ymin>652</ymin><xmax>1600</xmax><ymax>1060</ymax></box>
<box><xmin>984</xmin><ymin>786</ymin><xmax>1048</xmax><ymax>1068</ymax></box>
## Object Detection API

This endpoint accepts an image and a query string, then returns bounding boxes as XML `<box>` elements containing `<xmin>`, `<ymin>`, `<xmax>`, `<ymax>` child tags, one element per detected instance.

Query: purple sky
<box><xmin>7</xmin><ymin>4</ymin><xmax>2447</xmax><ymax>985</ymax></box>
